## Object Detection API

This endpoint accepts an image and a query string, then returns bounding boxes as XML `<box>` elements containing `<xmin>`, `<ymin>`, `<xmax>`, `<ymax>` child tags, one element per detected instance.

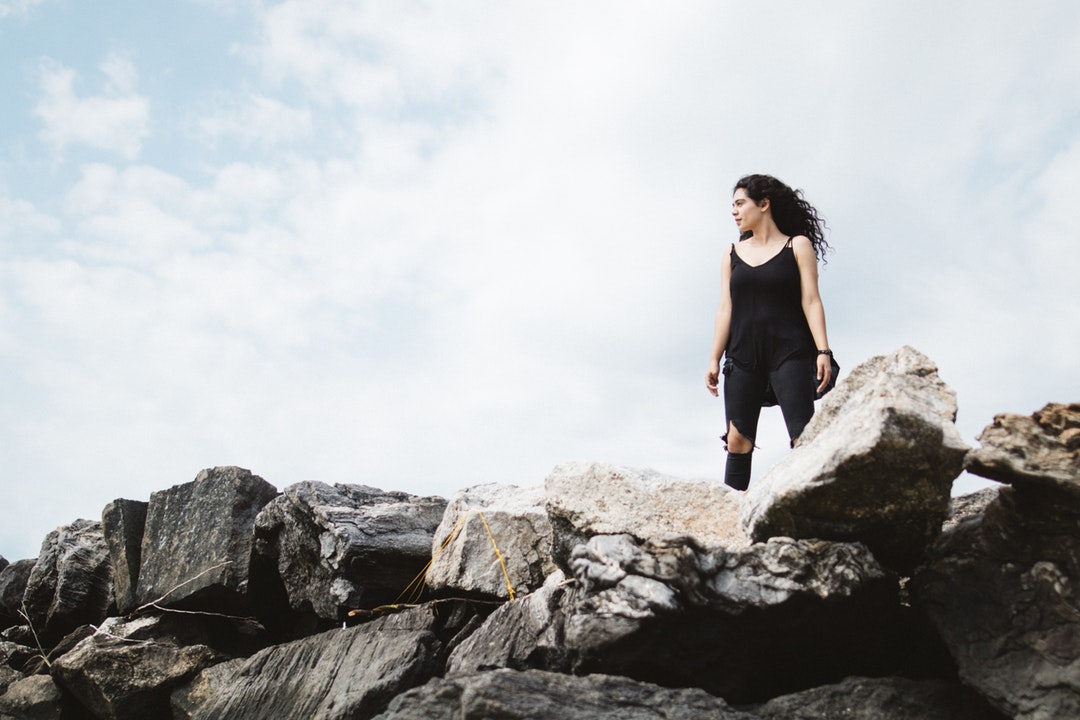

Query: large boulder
<box><xmin>135</xmin><ymin>467</ymin><xmax>278</xmax><ymax>614</ymax></box>
<box><xmin>251</xmin><ymin>482</ymin><xmax>447</xmax><ymax>625</ymax></box>
<box><xmin>912</xmin><ymin>484</ymin><xmax>1080</xmax><ymax>720</ymax></box>
<box><xmin>742</xmin><ymin>346</ymin><xmax>969</xmax><ymax>572</ymax></box>
<box><xmin>180</xmin><ymin>601</ymin><xmax>483</xmax><ymax>720</ymax></box>
<box><xmin>0</xmin><ymin>674</ymin><xmax>90</xmax><ymax>720</ymax></box>
<box><xmin>426</xmin><ymin>483</ymin><xmax>556</xmax><ymax>600</ymax></box>
<box><xmin>964</xmin><ymin>402</ymin><xmax>1080</xmax><ymax>498</ymax></box>
<box><xmin>100</xmin><ymin>499</ymin><xmax>147</xmax><ymax>615</ymax></box>
<box><xmin>372</xmin><ymin>669</ymin><xmax>756</xmax><ymax>720</ymax></box>
<box><xmin>752</xmin><ymin>675</ymin><xmax>1007</xmax><ymax>720</ymax></box>
<box><xmin>0</xmin><ymin>558</ymin><xmax>37</xmax><ymax>629</ymax></box>
<box><xmin>544</xmin><ymin>462</ymin><xmax>747</xmax><ymax>566</ymax></box>
<box><xmin>51</xmin><ymin>618</ymin><xmax>222</xmax><ymax>720</ymax></box>
<box><xmin>446</xmin><ymin>570</ymin><xmax>573</xmax><ymax>675</ymax></box>
<box><xmin>21</xmin><ymin>520</ymin><xmax>112</xmax><ymax>647</ymax></box>
<box><xmin>563</xmin><ymin>533</ymin><xmax>903</xmax><ymax>702</ymax></box>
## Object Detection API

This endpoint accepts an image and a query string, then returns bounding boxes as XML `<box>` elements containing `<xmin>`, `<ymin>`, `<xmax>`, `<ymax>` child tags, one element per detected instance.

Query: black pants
<box><xmin>722</xmin><ymin>356</ymin><xmax>816</xmax><ymax>491</ymax></box>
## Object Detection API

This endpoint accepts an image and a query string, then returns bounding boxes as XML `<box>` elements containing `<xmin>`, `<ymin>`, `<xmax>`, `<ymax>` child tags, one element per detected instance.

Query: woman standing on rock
<box><xmin>706</xmin><ymin>174</ymin><xmax>833</xmax><ymax>491</ymax></box>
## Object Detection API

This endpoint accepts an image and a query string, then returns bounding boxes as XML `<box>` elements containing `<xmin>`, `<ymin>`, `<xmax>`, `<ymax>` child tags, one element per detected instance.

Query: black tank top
<box><xmin>727</xmin><ymin>239</ymin><xmax>816</xmax><ymax>372</ymax></box>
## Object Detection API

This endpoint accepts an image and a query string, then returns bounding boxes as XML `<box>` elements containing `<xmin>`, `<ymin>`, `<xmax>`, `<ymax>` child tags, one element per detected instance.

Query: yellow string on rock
<box><xmin>393</xmin><ymin>513</ymin><xmax>467</xmax><ymax>606</ymax></box>
<box><xmin>477</xmin><ymin>510</ymin><xmax>516</xmax><ymax>601</ymax></box>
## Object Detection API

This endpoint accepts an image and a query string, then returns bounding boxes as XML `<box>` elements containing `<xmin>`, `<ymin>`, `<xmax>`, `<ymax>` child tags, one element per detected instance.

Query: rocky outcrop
<box><xmin>913</xmin><ymin>479</ymin><xmax>1080</xmax><ymax>719</ymax></box>
<box><xmin>21</xmin><ymin>520</ymin><xmax>113</xmax><ymax>647</ymax></box>
<box><xmin>742</xmin><ymin>346</ymin><xmax>969</xmax><ymax>572</ymax></box>
<box><xmin>0</xmin><ymin>348</ymin><xmax>1075</xmax><ymax>720</ymax></box>
<box><xmin>251</xmin><ymin>482</ymin><xmax>447</xmax><ymax>626</ymax></box>
<box><xmin>426</xmin><ymin>483</ymin><xmax>556</xmax><ymax>600</ymax></box>
<box><xmin>136</xmin><ymin>467</ymin><xmax>277</xmax><ymax>614</ymax></box>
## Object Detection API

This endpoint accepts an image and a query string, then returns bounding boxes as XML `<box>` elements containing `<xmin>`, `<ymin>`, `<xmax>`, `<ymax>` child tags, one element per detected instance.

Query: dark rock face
<box><xmin>21</xmin><ymin>520</ymin><xmax>113</xmax><ymax>647</ymax></box>
<box><xmin>51</xmin><ymin>618</ymin><xmax>222</xmax><ymax>720</ymax></box>
<box><xmin>752</xmin><ymin>675</ymin><xmax>1008</xmax><ymax>720</ymax></box>
<box><xmin>251</xmin><ymin>482</ymin><xmax>447</xmax><ymax>625</ymax></box>
<box><xmin>0</xmin><ymin>674</ymin><xmax>93</xmax><ymax>720</ymax></box>
<box><xmin>135</xmin><ymin>467</ymin><xmax>278</xmax><ymax>614</ymax></box>
<box><xmin>742</xmin><ymin>346</ymin><xmax>968</xmax><ymax>572</ymax></box>
<box><xmin>913</xmin><ymin>485</ymin><xmax>1080</xmax><ymax>720</ymax></box>
<box><xmin>373</xmin><ymin>669</ymin><xmax>756</xmax><ymax>720</ymax></box>
<box><xmin>183</xmin><ymin>601</ymin><xmax>484</xmax><ymax>720</ymax></box>
<box><xmin>100</xmin><ymin>499</ymin><xmax>147</xmax><ymax>615</ymax></box>
<box><xmin>0</xmin><ymin>558</ymin><xmax>37</xmax><ymax>629</ymax></box>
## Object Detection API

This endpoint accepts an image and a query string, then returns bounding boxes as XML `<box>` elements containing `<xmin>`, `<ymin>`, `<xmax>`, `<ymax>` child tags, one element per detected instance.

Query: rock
<box><xmin>373</xmin><ymin>668</ymin><xmax>756</xmax><ymax>720</ymax></box>
<box><xmin>251</xmin><ymin>482</ymin><xmax>446</xmax><ymax>625</ymax></box>
<box><xmin>965</xmin><ymin>402</ymin><xmax>1080</xmax><ymax>498</ymax></box>
<box><xmin>567</xmin><ymin>534</ymin><xmax>905</xmax><ymax>702</ymax></box>
<box><xmin>0</xmin><ymin>674</ymin><xmax>91</xmax><ymax>720</ymax></box>
<box><xmin>742</xmin><ymin>346</ymin><xmax>969</xmax><ymax>572</ymax></box>
<box><xmin>21</xmin><ymin>520</ymin><xmax>113</xmax><ymax>647</ymax></box>
<box><xmin>135</xmin><ymin>466</ymin><xmax>278</xmax><ymax>614</ymax></box>
<box><xmin>51</xmin><ymin>618</ymin><xmax>222</xmax><ymax>720</ymax></box>
<box><xmin>100</xmin><ymin>499</ymin><xmax>147</xmax><ymax>615</ymax></box>
<box><xmin>912</xmin><ymin>485</ymin><xmax>1080</xmax><ymax>720</ymax></box>
<box><xmin>446</xmin><ymin>571</ymin><xmax>573</xmax><ymax>675</ymax></box>
<box><xmin>544</xmin><ymin>462</ymin><xmax>748</xmax><ymax>566</ymax></box>
<box><xmin>426</xmin><ymin>483</ymin><xmax>556</xmax><ymax>600</ymax></box>
<box><xmin>942</xmin><ymin>486</ymin><xmax>999</xmax><ymax>533</ymax></box>
<box><xmin>752</xmin><ymin>675</ymin><xmax>1008</xmax><ymax>720</ymax></box>
<box><xmin>183</xmin><ymin>601</ymin><xmax>482</xmax><ymax>720</ymax></box>
<box><xmin>1</xmin><ymin>640</ymin><xmax>36</xmax><ymax>692</ymax></box>
<box><xmin>169</xmin><ymin>658</ymin><xmax>244</xmax><ymax>720</ymax></box>
<box><xmin>0</xmin><ymin>559</ymin><xmax>36</xmax><ymax>629</ymax></box>
<box><xmin>0</xmin><ymin>555</ymin><xmax>7</xmax><ymax>572</ymax></box>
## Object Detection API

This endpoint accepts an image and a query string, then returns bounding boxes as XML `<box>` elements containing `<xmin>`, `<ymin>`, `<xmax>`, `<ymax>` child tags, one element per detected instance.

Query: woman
<box><xmin>705</xmin><ymin>174</ymin><xmax>833</xmax><ymax>491</ymax></box>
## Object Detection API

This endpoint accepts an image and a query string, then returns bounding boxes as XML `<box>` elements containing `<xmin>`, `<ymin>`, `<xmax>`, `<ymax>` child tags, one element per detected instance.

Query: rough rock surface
<box><xmin>0</xmin><ymin>558</ymin><xmax>36</xmax><ymax>629</ymax></box>
<box><xmin>426</xmin><ymin>483</ymin><xmax>556</xmax><ymax>600</ymax></box>
<box><xmin>752</xmin><ymin>675</ymin><xmax>1007</xmax><ymax>720</ymax></box>
<box><xmin>913</xmin><ymin>485</ymin><xmax>1080</xmax><ymax>720</ymax></box>
<box><xmin>135</xmin><ymin>466</ymin><xmax>278</xmax><ymax>614</ymax></box>
<box><xmin>563</xmin><ymin>533</ymin><xmax>902</xmax><ymax>702</ymax></box>
<box><xmin>742</xmin><ymin>346</ymin><xmax>969</xmax><ymax>571</ymax></box>
<box><xmin>942</xmin><ymin>486</ymin><xmax>999</xmax><ymax>533</ymax></box>
<box><xmin>100</xmin><ymin>499</ymin><xmax>147</xmax><ymax>615</ymax></box>
<box><xmin>545</xmin><ymin>462</ymin><xmax>748</xmax><ymax>565</ymax></box>
<box><xmin>373</xmin><ymin>668</ymin><xmax>756</xmax><ymax>720</ymax></box>
<box><xmin>446</xmin><ymin>571</ymin><xmax>573</xmax><ymax>675</ymax></box>
<box><xmin>52</xmin><ymin>618</ymin><xmax>222</xmax><ymax>720</ymax></box>
<box><xmin>965</xmin><ymin>402</ymin><xmax>1080</xmax><ymax>497</ymax></box>
<box><xmin>183</xmin><ymin>601</ymin><xmax>482</xmax><ymax>720</ymax></box>
<box><xmin>252</xmin><ymin>481</ymin><xmax>447</xmax><ymax>624</ymax></box>
<box><xmin>21</xmin><ymin>520</ymin><xmax>112</xmax><ymax>646</ymax></box>
<box><xmin>0</xmin><ymin>674</ymin><xmax>89</xmax><ymax>720</ymax></box>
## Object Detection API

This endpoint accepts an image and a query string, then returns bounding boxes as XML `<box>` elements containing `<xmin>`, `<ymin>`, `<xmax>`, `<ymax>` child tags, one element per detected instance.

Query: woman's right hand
<box><xmin>706</xmin><ymin>361</ymin><xmax>720</xmax><ymax>397</ymax></box>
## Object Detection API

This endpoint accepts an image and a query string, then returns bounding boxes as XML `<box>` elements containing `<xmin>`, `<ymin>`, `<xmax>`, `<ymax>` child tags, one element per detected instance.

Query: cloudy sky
<box><xmin>2</xmin><ymin>1</ymin><xmax>1078</xmax><ymax>560</ymax></box>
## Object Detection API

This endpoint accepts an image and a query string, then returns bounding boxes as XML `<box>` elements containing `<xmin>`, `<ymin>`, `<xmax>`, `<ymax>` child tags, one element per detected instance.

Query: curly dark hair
<box><xmin>734</xmin><ymin>174</ymin><xmax>831</xmax><ymax>262</ymax></box>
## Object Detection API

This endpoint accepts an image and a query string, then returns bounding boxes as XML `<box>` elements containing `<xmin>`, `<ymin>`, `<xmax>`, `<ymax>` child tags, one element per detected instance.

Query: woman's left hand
<box><xmin>815</xmin><ymin>353</ymin><xmax>833</xmax><ymax>394</ymax></box>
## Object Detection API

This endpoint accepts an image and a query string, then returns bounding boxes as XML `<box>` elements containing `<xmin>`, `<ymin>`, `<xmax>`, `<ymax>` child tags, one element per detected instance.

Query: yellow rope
<box><xmin>477</xmin><ymin>510</ymin><xmax>516</xmax><ymax>601</ymax></box>
<box><xmin>392</xmin><ymin>513</ymin><xmax>467</xmax><ymax>605</ymax></box>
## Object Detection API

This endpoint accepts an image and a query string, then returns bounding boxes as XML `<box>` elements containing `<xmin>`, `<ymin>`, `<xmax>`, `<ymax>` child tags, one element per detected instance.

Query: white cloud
<box><xmin>192</xmin><ymin>93</ymin><xmax>312</xmax><ymax>148</ymax></box>
<box><xmin>33</xmin><ymin>52</ymin><xmax>150</xmax><ymax>160</ymax></box>
<box><xmin>0</xmin><ymin>0</ymin><xmax>46</xmax><ymax>19</ymax></box>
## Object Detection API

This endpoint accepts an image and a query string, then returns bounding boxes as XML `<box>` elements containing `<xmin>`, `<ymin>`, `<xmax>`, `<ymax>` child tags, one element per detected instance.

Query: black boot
<box><xmin>724</xmin><ymin>451</ymin><xmax>753</xmax><ymax>491</ymax></box>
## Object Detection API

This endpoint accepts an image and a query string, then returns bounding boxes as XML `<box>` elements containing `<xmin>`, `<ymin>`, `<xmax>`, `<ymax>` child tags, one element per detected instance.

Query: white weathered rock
<box><xmin>426</xmin><ymin>483</ymin><xmax>556</xmax><ymax>600</ymax></box>
<box><xmin>742</xmin><ymin>346</ymin><xmax>969</xmax><ymax>571</ymax></box>
<box><xmin>544</xmin><ymin>462</ymin><xmax>748</xmax><ymax>560</ymax></box>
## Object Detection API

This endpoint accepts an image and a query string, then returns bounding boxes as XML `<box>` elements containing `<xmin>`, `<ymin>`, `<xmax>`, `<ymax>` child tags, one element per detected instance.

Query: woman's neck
<box><xmin>744</xmin><ymin>220</ymin><xmax>785</xmax><ymax>245</ymax></box>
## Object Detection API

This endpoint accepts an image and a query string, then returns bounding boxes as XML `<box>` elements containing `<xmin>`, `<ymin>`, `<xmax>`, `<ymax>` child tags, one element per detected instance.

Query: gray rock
<box><xmin>544</xmin><ymin>462</ymin><xmax>748</xmax><ymax>566</ymax></box>
<box><xmin>752</xmin><ymin>675</ymin><xmax>1007</xmax><ymax>720</ymax></box>
<box><xmin>569</xmin><ymin>534</ymin><xmax>904</xmax><ymax>702</ymax></box>
<box><xmin>965</xmin><ymin>402</ymin><xmax>1080</xmax><ymax>498</ymax></box>
<box><xmin>0</xmin><ymin>559</ymin><xmax>36</xmax><ymax>628</ymax></box>
<box><xmin>252</xmin><ymin>482</ymin><xmax>446</xmax><ymax>624</ymax></box>
<box><xmin>942</xmin><ymin>486</ymin><xmax>999</xmax><ymax>533</ymax></box>
<box><xmin>426</xmin><ymin>483</ymin><xmax>556</xmax><ymax>600</ymax></box>
<box><xmin>0</xmin><ymin>675</ymin><xmax>74</xmax><ymax>720</ymax></box>
<box><xmin>21</xmin><ymin>520</ymin><xmax>112</xmax><ymax>647</ymax></box>
<box><xmin>100</xmin><ymin>499</ymin><xmax>147</xmax><ymax>615</ymax></box>
<box><xmin>0</xmin><ymin>555</ymin><xmax>7</xmax><ymax>572</ymax></box>
<box><xmin>135</xmin><ymin>466</ymin><xmax>278</xmax><ymax>614</ymax></box>
<box><xmin>169</xmin><ymin>658</ymin><xmax>244</xmax><ymax>720</ymax></box>
<box><xmin>51</xmin><ymin>617</ymin><xmax>222</xmax><ymax>720</ymax></box>
<box><xmin>742</xmin><ymin>346</ymin><xmax>969</xmax><ymax>572</ymax></box>
<box><xmin>373</xmin><ymin>668</ymin><xmax>756</xmax><ymax>720</ymax></box>
<box><xmin>446</xmin><ymin>571</ymin><xmax>573</xmax><ymax>674</ymax></box>
<box><xmin>185</xmin><ymin>601</ymin><xmax>480</xmax><ymax>720</ymax></box>
<box><xmin>912</xmin><ymin>485</ymin><xmax>1080</xmax><ymax>720</ymax></box>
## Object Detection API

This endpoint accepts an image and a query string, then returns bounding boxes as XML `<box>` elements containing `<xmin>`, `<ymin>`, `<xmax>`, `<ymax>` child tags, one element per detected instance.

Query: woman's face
<box><xmin>731</xmin><ymin>188</ymin><xmax>767</xmax><ymax>232</ymax></box>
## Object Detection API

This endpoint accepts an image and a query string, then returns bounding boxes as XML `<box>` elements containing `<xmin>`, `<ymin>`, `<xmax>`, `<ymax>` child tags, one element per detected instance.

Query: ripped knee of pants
<box><xmin>722</xmin><ymin>421</ymin><xmax>756</xmax><ymax>454</ymax></box>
